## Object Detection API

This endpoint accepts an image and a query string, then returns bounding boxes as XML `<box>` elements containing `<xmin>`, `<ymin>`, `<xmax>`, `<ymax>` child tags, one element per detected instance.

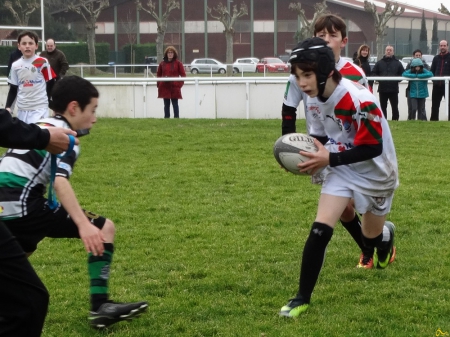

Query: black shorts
<box><xmin>4</xmin><ymin>203</ymin><xmax>106</xmax><ymax>253</ymax></box>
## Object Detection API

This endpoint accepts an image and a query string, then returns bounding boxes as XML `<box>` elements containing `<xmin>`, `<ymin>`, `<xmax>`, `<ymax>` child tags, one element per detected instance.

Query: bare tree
<box><xmin>3</xmin><ymin>0</ymin><xmax>40</xmax><ymax>26</ymax></box>
<box><xmin>438</xmin><ymin>4</ymin><xmax>450</xmax><ymax>15</ymax></box>
<box><xmin>135</xmin><ymin>0</ymin><xmax>180</xmax><ymax>63</ymax></box>
<box><xmin>67</xmin><ymin>0</ymin><xmax>109</xmax><ymax>75</ymax></box>
<box><xmin>364</xmin><ymin>1</ymin><xmax>405</xmax><ymax>60</ymax></box>
<box><xmin>289</xmin><ymin>0</ymin><xmax>328</xmax><ymax>42</ymax></box>
<box><xmin>207</xmin><ymin>1</ymin><xmax>248</xmax><ymax>75</ymax></box>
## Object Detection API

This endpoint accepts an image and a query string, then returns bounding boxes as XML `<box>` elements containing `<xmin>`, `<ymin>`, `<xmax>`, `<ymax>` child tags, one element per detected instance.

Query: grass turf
<box><xmin>25</xmin><ymin>118</ymin><xmax>450</xmax><ymax>337</ymax></box>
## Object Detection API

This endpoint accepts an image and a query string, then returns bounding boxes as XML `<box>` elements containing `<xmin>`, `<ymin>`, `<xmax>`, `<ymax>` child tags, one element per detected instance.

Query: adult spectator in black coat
<box><xmin>39</xmin><ymin>38</ymin><xmax>69</xmax><ymax>80</ymax></box>
<box><xmin>371</xmin><ymin>45</ymin><xmax>405</xmax><ymax>120</ymax></box>
<box><xmin>6</xmin><ymin>48</ymin><xmax>22</xmax><ymax>77</ymax></box>
<box><xmin>430</xmin><ymin>40</ymin><xmax>450</xmax><ymax>121</ymax></box>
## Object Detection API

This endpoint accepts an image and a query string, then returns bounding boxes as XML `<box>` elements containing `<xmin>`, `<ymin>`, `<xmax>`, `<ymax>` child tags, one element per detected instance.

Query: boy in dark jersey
<box><xmin>280</xmin><ymin>37</ymin><xmax>398</xmax><ymax>318</ymax></box>
<box><xmin>0</xmin><ymin>76</ymin><xmax>148</xmax><ymax>329</ymax></box>
<box><xmin>282</xmin><ymin>14</ymin><xmax>393</xmax><ymax>269</ymax></box>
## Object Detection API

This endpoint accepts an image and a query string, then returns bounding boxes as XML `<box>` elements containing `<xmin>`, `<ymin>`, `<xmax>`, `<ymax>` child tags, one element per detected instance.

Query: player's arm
<box><xmin>5</xmin><ymin>84</ymin><xmax>18</xmax><ymax>111</ymax></box>
<box><xmin>298</xmin><ymin>139</ymin><xmax>382</xmax><ymax>173</ymax></box>
<box><xmin>281</xmin><ymin>103</ymin><xmax>297</xmax><ymax>135</ymax></box>
<box><xmin>54</xmin><ymin>176</ymin><xmax>105</xmax><ymax>256</ymax></box>
<box><xmin>0</xmin><ymin>108</ymin><xmax>78</xmax><ymax>152</ymax></box>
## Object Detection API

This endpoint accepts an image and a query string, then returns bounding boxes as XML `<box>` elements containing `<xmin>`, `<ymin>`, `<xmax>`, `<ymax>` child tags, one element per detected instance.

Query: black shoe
<box><xmin>89</xmin><ymin>301</ymin><xmax>148</xmax><ymax>328</ymax></box>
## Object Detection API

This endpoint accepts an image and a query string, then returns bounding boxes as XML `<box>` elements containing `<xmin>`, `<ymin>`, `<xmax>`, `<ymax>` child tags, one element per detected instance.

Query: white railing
<box><xmin>1</xmin><ymin>70</ymin><xmax>449</xmax><ymax>120</ymax></box>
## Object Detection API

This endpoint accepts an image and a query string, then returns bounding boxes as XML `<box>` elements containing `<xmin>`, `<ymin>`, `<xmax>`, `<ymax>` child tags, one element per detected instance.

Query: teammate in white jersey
<box><xmin>279</xmin><ymin>37</ymin><xmax>398</xmax><ymax>318</ymax></box>
<box><xmin>6</xmin><ymin>31</ymin><xmax>56</xmax><ymax>124</ymax></box>
<box><xmin>282</xmin><ymin>14</ymin><xmax>386</xmax><ymax>270</ymax></box>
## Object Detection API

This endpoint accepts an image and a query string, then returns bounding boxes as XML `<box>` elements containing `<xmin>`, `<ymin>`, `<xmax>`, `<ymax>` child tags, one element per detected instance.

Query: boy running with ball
<box><xmin>279</xmin><ymin>37</ymin><xmax>398</xmax><ymax>317</ymax></box>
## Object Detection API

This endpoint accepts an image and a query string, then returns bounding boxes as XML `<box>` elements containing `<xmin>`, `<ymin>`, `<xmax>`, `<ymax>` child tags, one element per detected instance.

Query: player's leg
<box><xmin>339</xmin><ymin>201</ymin><xmax>374</xmax><ymax>268</ymax></box>
<box><xmin>280</xmin><ymin>191</ymin><xmax>349</xmax><ymax>318</ymax></box>
<box><xmin>0</xmin><ymin>221</ymin><xmax>49</xmax><ymax>337</ymax></box>
<box><xmin>172</xmin><ymin>98</ymin><xmax>179</xmax><ymax>118</ymax></box>
<box><xmin>163</xmin><ymin>98</ymin><xmax>171</xmax><ymax>118</ymax></box>
<box><xmin>45</xmin><ymin>207</ymin><xmax>148</xmax><ymax>328</ymax></box>
<box><xmin>356</xmin><ymin>193</ymin><xmax>395</xmax><ymax>269</ymax></box>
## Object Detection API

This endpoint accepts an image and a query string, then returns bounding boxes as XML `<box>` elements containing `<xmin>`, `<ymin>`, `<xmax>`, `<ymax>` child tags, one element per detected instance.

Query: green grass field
<box><xmin>29</xmin><ymin>118</ymin><xmax>450</xmax><ymax>337</ymax></box>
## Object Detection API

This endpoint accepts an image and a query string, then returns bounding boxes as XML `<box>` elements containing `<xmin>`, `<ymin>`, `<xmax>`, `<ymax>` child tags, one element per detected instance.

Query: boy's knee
<box><xmin>101</xmin><ymin>219</ymin><xmax>115</xmax><ymax>240</ymax></box>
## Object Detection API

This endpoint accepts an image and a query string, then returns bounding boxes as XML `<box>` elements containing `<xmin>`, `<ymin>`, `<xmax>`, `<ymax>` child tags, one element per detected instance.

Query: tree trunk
<box><xmin>156</xmin><ymin>31</ymin><xmax>165</xmax><ymax>63</ymax></box>
<box><xmin>376</xmin><ymin>34</ymin><xmax>383</xmax><ymax>61</ymax></box>
<box><xmin>225</xmin><ymin>30</ymin><xmax>233</xmax><ymax>76</ymax></box>
<box><xmin>87</xmin><ymin>22</ymin><xmax>97</xmax><ymax>76</ymax></box>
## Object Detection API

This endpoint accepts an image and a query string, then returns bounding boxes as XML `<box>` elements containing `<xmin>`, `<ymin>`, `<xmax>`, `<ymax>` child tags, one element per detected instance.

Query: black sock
<box><xmin>296</xmin><ymin>222</ymin><xmax>333</xmax><ymax>303</ymax></box>
<box><xmin>340</xmin><ymin>213</ymin><xmax>371</xmax><ymax>254</ymax></box>
<box><xmin>361</xmin><ymin>233</ymin><xmax>383</xmax><ymax>252</ymax></box>
<box><xmin>89</xmin><ymin>243</ymin><xmax>114</xmax><ymax>311</ymax></box>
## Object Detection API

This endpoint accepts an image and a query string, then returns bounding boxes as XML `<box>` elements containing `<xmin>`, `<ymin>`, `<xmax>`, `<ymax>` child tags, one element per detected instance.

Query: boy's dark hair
<box><xmin>17</xmin><ymin>31</ymin><xmax>39</xmax><ymax>45</ymax></box>
<box><xmin>314</xmin><ymin>14</ymin><xmax>347</xmax><ymax>39</ymax></box>
<box><xmin>412</xmin><ymin>49</ymin><xmax>422</xmax><ymax>56</ymax></box>
<box><xmin>290</xmin><ymin>37</ymin><xmax>342</xmax><ymax>95</ymax></box>
<box><xmin>50</xmin><ymin>76</ymin><xmax>99</xmax><ymax>113</ymax></box>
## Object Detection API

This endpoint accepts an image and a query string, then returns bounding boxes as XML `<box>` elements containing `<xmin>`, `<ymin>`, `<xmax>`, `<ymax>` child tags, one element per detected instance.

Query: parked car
<box><xmin>369</xmin><ymin>56</ymin><xmax>377</xmax><ymax>72</ymax></box>
<box><xmin>189</xmin><ymin>58</ymin><xmax>226</xmax><ymax>74</ymax></box>
<box><xmin>145</xmin><ymin>56</ymin><xmax>158</xmax><ymax>73</ymax></box>
<box><xmin>256</xmin><ymin>57</ymin><xmax>290</xmax><ymax>73</ymax></box>
<box><xmin>233</xmin><ymin>57</ymin><xmax>259</xmax><ymax>73</ymax></box>
<box><xmin>421</xmin><ymin>54</ymin><xmax>435</xmax><ymax>65</ymax></box>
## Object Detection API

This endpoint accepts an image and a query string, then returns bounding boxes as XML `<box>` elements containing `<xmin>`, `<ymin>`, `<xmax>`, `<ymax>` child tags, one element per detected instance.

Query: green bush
<box><xmin>122</xmin><ymin>43</ymin><xmax>157</xmax><ymax>72</ymax></box>
<box><xmin>57</xmin><ymin>42</ymin><xmax>110</xmax><ymax>66</ymax></box>
<box><xmin>0</xmin><ymin>46</ymin><xmax>18</xmax><ymax>76</ymax></box>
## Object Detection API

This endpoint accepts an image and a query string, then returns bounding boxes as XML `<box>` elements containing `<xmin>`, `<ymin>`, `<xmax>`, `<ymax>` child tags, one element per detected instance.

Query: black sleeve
<box><xmin>281</xmin><ymin>103</ymin><xmax>297</xmax><ymax>135</ymax></box>
<box><xmin>0</xmin><ymin>109</ymin><xmax>50</xmax><ymax>149</ymax></box>
<box><xmin>329</xmin><ymin>143</ymin><xmax>382</xmax><ymax>167</ymax></box>
<box><xmin>5</xmin><ymin>85</ymin><xmax>18</xmax><ymax>108</ymax></box>
<box><xmin>310</xmin><ymin>134</ymin><xmax>329</xmax><ymax>145</ymax></box>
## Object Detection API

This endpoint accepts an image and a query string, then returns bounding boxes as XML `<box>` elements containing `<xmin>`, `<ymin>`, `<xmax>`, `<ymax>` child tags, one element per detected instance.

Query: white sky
<box><xmin>396</xmin><ymin>0</ymin><xmax>443</xmax><ymax>13</ymax></box>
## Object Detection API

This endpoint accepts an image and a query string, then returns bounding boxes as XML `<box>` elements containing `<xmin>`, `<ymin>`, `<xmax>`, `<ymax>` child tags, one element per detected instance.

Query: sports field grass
<box><xmin>30</xmin><ymin>118</ymin><xmax>450</xmax><ymax>337</ymax></box>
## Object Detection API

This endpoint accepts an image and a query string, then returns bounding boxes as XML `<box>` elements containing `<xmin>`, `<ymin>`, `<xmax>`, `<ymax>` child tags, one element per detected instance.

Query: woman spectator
<box><xmin>157</xmin><ymin>46</ymin><xmax>186</xmax><ymax>118</ymax></box>
<box><xmin>354</xmin><ymin>44</ymin><xmax>374</xmax><ymax>91</ymax></box>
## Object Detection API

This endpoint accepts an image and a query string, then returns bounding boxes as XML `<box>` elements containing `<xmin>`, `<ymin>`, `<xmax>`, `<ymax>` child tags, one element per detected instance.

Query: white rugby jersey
<box><xmin>306</xmin><ymin>78</ymin><xmax>399</xmax><ymax>195</ymax></box>
<box><xmin>7</xmin><ymin>55</ymin><xmax>56</xmax><ymax>111</ymax></box>
<box><xmin>0</xmin><ymin>116</ymin><xmax>79</xmax><ymax>220</ymax></box>
<box><xmin>283</xmin><ymin>57</ymin><xmax>369</xmax><ymax>132</ymax></box>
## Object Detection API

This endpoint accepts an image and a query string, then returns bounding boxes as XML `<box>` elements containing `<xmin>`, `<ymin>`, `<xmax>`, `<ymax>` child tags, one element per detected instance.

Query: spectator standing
<box><xmin>430</xmin><ymin>40</ymin><xmax>450</xmax><ymax>121</ymax></box>
<box><xmin>372</xmin><ymin>45</ymin><xmax>404</xmax><ymax>120</ymax></box>
<box><xmin>354</xmin><ymin>44</ymin><xmax>374</xmax><ymax>91</ymax></box>
<box><xmin>6</xmin><ymin>31</ymin><xmax>56</xmax><ymax>124</ymax></box>
<box><xmin>405</xmin><ymin>49</ymin><xmax>430</xmax><ymax>120</ymax></box>
<box><xmin>402</xmin><ymin>58</ymin><xmax>432</xmax><ymax>121</ymax></box>
<box><xmin>157</xmin><ymin>46</ymin><xmax>186</xmax><ymax>118</ymax></box>
<box><xmin>39</xmin><ymin>38</ymin><xmax>69</xmax><ymax>80</ymax></box>
<box><xmin>6</xmin><ymin>48</ymin><xmax>22</xmax><ymax>77</ymax></box>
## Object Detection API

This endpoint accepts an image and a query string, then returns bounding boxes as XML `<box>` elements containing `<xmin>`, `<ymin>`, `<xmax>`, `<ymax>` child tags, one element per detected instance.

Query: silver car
<box><xmin>190</xmin><ymin>58</ymin><xmax>227</xmax><ymax>74</ymax></box>
<box><xmin>233</xmin><ymin>57</ymin><xmax>259</xmax><ymax>73</ymax></box>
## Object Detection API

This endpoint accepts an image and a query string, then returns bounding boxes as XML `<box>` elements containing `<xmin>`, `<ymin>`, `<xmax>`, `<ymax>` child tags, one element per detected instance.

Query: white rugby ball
<box><xmin>273</xmin><ymin>133</ymin><xmax>318</xmax><ymax>175</ymax></box>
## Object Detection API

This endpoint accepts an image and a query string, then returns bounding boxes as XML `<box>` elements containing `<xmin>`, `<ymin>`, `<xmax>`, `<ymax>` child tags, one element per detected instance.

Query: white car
<box><xmin>190</xmin><ymin>58</ymin><xmax>226</xmax><ymax>74</ymax></box>
<box><xmin>233</xmin><ymin>58</ymin><xmax>259</xmax><ymax>73</ymax></box>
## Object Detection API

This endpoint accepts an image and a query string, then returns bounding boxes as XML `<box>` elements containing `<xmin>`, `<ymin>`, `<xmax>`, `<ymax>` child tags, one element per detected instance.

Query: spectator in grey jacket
<box><xmin>372</xmin><ymin>45</ymin><xmax>405</xmax><ymax>120</ymax></box>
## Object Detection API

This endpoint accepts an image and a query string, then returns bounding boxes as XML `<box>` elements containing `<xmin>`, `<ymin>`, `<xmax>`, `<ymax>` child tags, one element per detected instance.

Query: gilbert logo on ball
<box><xmin>273</xmin><ymin>133</ymin><xmax>318</xmax><ymax>175</ymax></box>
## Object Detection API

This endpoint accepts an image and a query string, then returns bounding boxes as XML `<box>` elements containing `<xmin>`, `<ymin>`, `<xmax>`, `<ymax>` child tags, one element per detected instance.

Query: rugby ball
<box><xmin>273</xmin><ymin>133</ymin><xmax>318</xmax><ymax>175</ymax></box>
